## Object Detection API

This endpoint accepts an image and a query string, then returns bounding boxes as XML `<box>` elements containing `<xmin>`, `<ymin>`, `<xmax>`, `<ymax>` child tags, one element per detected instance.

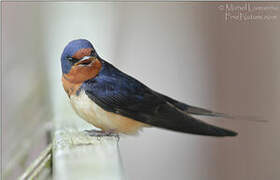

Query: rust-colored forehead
<box><xmin>72</xmin><ymin>48</ymin><xmax>92</xmax><ymax>59</ymax></box>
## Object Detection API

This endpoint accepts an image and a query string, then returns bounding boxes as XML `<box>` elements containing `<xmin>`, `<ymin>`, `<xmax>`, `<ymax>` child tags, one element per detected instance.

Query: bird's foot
<box><xmin>84</xmin><ymin>129</ymin><xmax>120</xmax><ymax>141</ymax></box>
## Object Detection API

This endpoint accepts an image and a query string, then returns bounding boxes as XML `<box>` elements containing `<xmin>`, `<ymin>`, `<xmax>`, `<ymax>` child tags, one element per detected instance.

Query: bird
<box><xmin>60</xmin><ymin>39</ymin><xmax>237</xmax><ymax>137</ymax></box>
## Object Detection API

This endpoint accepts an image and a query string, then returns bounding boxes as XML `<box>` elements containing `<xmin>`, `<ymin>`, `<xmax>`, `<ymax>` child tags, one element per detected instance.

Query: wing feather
<box><xmin>83</xmin><ymin>61</ymin><xmax>237</xmax><ymax>137</ymax></box>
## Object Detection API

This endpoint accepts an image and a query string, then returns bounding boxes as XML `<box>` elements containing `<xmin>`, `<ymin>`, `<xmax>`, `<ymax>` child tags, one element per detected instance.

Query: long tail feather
<box><xmin>183</xmin><ymin>105</ymin><xmax>267</xmax><ymax>122</ymax></box>
<box><xmin>156</xmin><ymin>92</ymin><xmax>266</xmax><ymax>122</ymax></box>
<box><xmin>146</xmin><ymin>103</ymin><xmax>238</xmax><ymax>137</ymax></box>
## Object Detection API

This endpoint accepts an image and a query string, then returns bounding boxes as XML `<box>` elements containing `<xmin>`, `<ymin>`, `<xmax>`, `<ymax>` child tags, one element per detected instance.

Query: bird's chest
<box><xmin>69</xmin><ymin>90</ymin><xmax>147</xmax><ymax>134</ymax></box>
<box><xmin>69</xmin><ymin>90</ymin><xmax>113</xmax><ymax>130</ymax></box>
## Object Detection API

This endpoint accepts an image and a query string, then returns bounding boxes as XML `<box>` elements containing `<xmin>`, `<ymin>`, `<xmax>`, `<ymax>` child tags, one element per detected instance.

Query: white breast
<box><xmin>69</xmin><ymin>90</ymin><xmax>147</xmax><ymax>134</ymax></box>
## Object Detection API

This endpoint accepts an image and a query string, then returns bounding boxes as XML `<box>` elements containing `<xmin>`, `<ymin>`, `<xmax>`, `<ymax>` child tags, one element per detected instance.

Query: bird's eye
<box><xmin>66</xmin><ymin>56</ymin><xmax>72</xmax><ymax>61</ymax></box>
<box><xmin>66</xmin><ymin>56</ymin><xmax>79</xmax><ymax>64</ymax></box>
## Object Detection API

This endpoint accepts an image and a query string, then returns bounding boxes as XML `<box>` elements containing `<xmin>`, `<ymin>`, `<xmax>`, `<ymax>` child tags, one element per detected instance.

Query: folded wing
<box><xmin>83</xmin><ymin>61</ymin><xmax>237</xmax><ymax>137</ymax></box>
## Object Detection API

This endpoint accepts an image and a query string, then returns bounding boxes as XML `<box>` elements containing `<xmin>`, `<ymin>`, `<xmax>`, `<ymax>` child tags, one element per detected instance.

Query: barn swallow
<box><xmin>61</xmin><ymin>39</ymin><xmax>237</xmax><ymax>137</ymax></box>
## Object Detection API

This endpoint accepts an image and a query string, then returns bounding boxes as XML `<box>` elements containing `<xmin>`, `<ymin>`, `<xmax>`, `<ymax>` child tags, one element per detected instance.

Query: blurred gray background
<box><xmin>2</xmin><ymin>2</ymin><xmax>280</xmax><ymax>180</ymax></box>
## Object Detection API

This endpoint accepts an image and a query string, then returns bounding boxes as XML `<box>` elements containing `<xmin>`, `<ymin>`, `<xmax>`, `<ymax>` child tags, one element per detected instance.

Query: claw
<box><xmin>84</xmin><ymin>129</ymin><xmax>120</xmax><ymax>142</ymax></box>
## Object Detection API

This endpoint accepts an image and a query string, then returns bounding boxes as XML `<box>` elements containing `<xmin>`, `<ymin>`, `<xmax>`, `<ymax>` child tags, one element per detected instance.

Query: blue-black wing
<box><xmin>83</xmin><ymin>61</ymin><xmax>237</xmax><ymax>137</ymax></box>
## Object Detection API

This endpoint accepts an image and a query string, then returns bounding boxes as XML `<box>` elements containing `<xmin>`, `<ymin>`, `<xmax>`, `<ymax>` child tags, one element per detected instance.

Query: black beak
<box><xmin>75</xmin><ymin>56</ymin><xmax>95</xmax><ymax>66</ymax></box>
<box><xmin>79</xmin><ymin>56</ymin><xmax>93</xmax><ymax>61</ymax></box>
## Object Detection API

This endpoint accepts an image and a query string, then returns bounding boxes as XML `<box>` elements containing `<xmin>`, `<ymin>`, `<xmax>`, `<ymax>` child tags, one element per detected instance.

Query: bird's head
<box><xmin>61</xmin><ymin>39</ymin><xmax>102</xmax><ymax>84</ymax></box>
